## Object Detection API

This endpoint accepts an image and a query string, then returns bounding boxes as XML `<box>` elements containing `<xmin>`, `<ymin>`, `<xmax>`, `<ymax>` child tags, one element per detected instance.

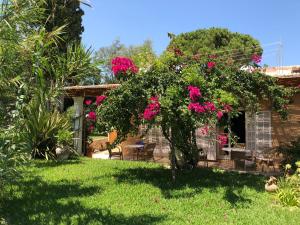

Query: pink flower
<box><xmin>85</xmin><ymin>99</ymin><xmax>92</xmax><ymax>105</ymax></box>
<box><xmin>217</xmin><ymin>111</ymin><xmax>223</xmax><ymax>120</ymax></box>
<box><xmin>207</xmin><ymin>61</ymin><xmax>216</xmax><ymax>69</ymax></box>
<box><xmin>187</xmin><ymin>85</ymin><xmax>202</xmax><ymax>102</ymax></box>
<box><xmin>111</xmin><ymin>56</ymin><xmax>138</xmax><ymax>77</ymax></box>
<box><xmin>251</xmin><ymin>54</ymin><xmax>262</xmax><ymax>64</ymax></box>
<box><xmin>218</xmin><ymin>134</ymin><xmax>228</xmax><ymax>147</ymax></box>
<box><xmin>87</xmin><ymin>111</ymin><xmax>96</xmax><ymax>121</ymax></box>
<box><xmin>188</xmin><ymin>102</ymin><xmax>205</xmax><ymax>113</ymax></box>
<box><xmin>88</xmin><ymin>124</ymin><xmax>94</xmax><ymax>133</ymax></box>
<box><xmin>199</xmin><ymin>126</ymin><xmax>209</xmax><ymax>135</ymax></box>
<box><xmin>143</xmin><ymin>96</ymin><xmax>160</xmax><ymax>121</ymax></box>
<box><xmin>203</xmin><ymin>102</ymin><xmax>216</xmax><ymax>112</ymax></box>
<box><xmin>96</xmin><ymin>95</ymin><xmax>107</xmax><ymax>106</ymax></box>
<box><xmin>223</xmin><ymin>104</ymin><xmax>232</xmax><ymax>113</ymax></box>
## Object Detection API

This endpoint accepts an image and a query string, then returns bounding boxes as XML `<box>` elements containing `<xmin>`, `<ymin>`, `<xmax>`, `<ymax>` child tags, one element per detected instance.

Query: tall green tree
<box><xmin>43</xmin><ymin>0</ymin><xmax>85</xmax><ymax>52</ymax></box>
<box><xmin>167</xmin><ymin>27</ymin><xmax>263</xmax><ymax>66</ymax></box>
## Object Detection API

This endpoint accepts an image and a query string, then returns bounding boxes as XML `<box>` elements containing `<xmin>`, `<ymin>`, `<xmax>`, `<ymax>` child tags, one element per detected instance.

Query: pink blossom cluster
<box><xmin>188</xmin><ymin>85</ymin><xmax>202</xmax><ymax>102</ymax></box>
<box><xmin>218</xmin><ymin>134</ymin><xmax>228</xmax><ymax>147</ymax></box>
<box><xmin>111</xmin><ymin>56</ymin><xmax>138</xmax><ymax>76</ymax></box>
<box><xmin>199</xmin><ymin>126</ymin><xmax>209</xmax><ymax>135</ymax></box>
<box><xmin>96</xmin><ymin>95</ymin><xmax>107</xmax><ymax>106</ymax></box>
<box><xmin>188</xmin><ymin>102</ymin><xmax>205</xmax><ymax>113</ymax></box>
<box><xmin>143</xmin><ymin>97</ymin><xmax>160</xmax><ymax>121</ymax></box>
<box><xmin>251</xmin><ymin>54</ymin><xmax>262</xmax><ymax>64</ymax></box>
<box><xmin>88</xmin><ymin>124</ymin><xmax>95</xmax><ymax>133</ymax></box>
<box><xmin>87</xmin><ymin>111</ymin><xmax>96</xmax><ymax>121</ymax></box>
<box><xmin>85</xmin><ymin>99</ymin><xmax>92</xmax><ymax>105</ymax></box>
<box><xmin>203</xmin><ymin>101</ymin><xmax>216</xmax><ymax>112</ymax></box>
<box><xmin>223</xmin><ymin>104</ymin><xmax>232</xmax><ymax>112</ymax></box>
<box><xmin>216</xmin><ymin>111</ymin><xmax>223</xmax><ymax>120</ymax></box>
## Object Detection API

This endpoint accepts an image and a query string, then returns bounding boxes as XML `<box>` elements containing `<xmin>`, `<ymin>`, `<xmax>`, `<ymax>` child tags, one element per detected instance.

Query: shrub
<box><xmin>0</xmin><ymin>131</ymin><xmax>28</xmax><ymax>191</ymax></box>
<box><xmin>277</xmin><ymin>138</ymin><xmax>300</xmax><ymax>170</ymax></box>
<box><xmin>276</xmin><ymin>162</ymin><xmax>300</xmax><ymax>207</ymax></box>
<box><xmin>22</xmin><ymin>98</ymin><xmax>71</xmax><ymax>159</ymax></box>
<box><xmin>56</xmin><ymin>129</ymin><xmax>73</xmax><ymax>146</ymax></box>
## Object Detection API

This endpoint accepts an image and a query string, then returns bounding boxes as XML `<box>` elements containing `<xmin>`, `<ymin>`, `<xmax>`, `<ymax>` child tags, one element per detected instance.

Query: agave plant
<box><xmin>22</xmin><ymin>95</ymin><xmax>71</xmax><ymax>159</ymax></box>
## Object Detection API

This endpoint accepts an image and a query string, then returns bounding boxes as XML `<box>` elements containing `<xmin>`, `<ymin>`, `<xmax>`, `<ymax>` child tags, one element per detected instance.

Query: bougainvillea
<box><xmin>111</xmin><ymin>56</ymin><xmax>138</xmax><ymax>80</ymax></box>
<box><xmin>251</xmin><ymin>54</ymin><xmax>262</xmax><ymax>64</ymax></box>
<box><xmin>203</xmin><ymin>102</ymin><xmax>216</xmax><ymax>112</ymax></box>
<box><xmin>218</xmin><ymin>134</ymin><xmax>228</xmax><ymax>147</ymax></box>
<box><xmin>188</xmin><ymin>85</ymin><xmax>202</xmax><ymax>101</ymax></box>
<box><xmin>143</xmin><ymin>96</ymin><xmax>160</xmax><ymax>120</ymax></box>
<box><xmin>188</xmin><ymin>102</ymin><xmax>205</xmax><ymax>113</ymax></box>
<box><xmin>97</xmin><ymin>29</ymin><xmax>295</xmax><ymax>179</ymax></box>
<box><xmin>85</xmin><ymin>99</ymin><xmax>92</xmax><ymax>105</ymax></box>
<box><xmin>96</xmin><ymin>95</ymin><xmax>107</xmax><ymax>106</ymax></box>
<box><xmin>87</xmin><ymin>111</ymin><xmax>96</xmax><ymax>121</ymax></box>
<box><xmin>217</xmin><ymin>111</ymin><xmax>223</xmax><ymax>120</ymax></box>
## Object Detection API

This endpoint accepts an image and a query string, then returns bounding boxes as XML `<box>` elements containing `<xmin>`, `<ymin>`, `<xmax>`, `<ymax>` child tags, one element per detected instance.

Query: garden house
<box><xmin>63</xmin><ymin>66</ymin><xmax>300</xmax><ymax>164</ymax></box>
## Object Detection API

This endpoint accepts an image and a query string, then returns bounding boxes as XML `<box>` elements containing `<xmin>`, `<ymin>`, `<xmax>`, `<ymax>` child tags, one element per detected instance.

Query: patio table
<box><xmin>222</xmin><ymin>147</ymin><xmax>251</xmax><ymax>159</ymax></box>
<box><xmin>222</xmin><ymin>148</ymin><xmax>252</xmax><ymax>170</ymax></box>
<box><xmin>125</xmin><ymin>144</ymin><xmax>144</xmax><ymax>160</ymax></box>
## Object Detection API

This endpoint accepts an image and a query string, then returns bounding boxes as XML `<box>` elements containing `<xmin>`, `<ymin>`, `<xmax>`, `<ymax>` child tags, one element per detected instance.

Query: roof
<box><xmin>263</xmin><ymin>65</ymin><xmax>300</xmax><ymax>77</ymax></box>
<box><xmin>63</xmin><ymin>84</ymin><xmax>120</xmax><ymax>97</ymax></box>
<box><xmin>63</xmin><ymin>66</ymin><xmax>300</xmax><ymax>97</ymax></box>
<box><xmin>276</xmin><ymin>76</ymin><xmax>300</xmax><ymax>87</ymax></box>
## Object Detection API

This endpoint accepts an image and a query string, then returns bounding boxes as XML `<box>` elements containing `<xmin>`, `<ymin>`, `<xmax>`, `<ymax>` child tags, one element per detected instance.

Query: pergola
<box><xmin>63</xmin><ymin>84</ymin><xmax>120</xmax><ymax>154</ymax></box>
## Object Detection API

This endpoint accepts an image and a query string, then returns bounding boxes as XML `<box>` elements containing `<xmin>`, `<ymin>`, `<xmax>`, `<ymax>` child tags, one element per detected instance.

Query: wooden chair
<box><xmin>139</xmin><ymin>143</ymin><xmax>156</xmax><ymax>161</ymax></box>
<box><xmin>106</xmin><ymin>142</ymin><xmax>123</xmax><ymax>160</ymax></box>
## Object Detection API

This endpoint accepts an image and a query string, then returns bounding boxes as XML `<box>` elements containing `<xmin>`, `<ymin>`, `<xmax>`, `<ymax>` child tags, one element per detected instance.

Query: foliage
<box><xmin>21</xmin><ymin>93</ymin><xmax>71</xmax><ymax>159</ymax></box>
<box><xmin>97</xmin><ymin>29</ymin><xmax>294</xmax><ymax>178</ymax></box>
<box><xmin>276</xmin><ymin>138</ymin><xmax>300</xmax><ymax>169</ymax></box>
<box><xmin>51</xmin><ymin>44</ymin><xmax>101</xmax><ymax>85</ymax></box>
<box><xmin>0</xmin><ymin>131</ymin><xmax>28</xmax><ymax>190</ymax></box>
<box><xmin>93</xmin><ymin>39</ymin><xmax>156</xmax><ymax>83</ymax></box>
<box><xmin>2</xmin><ymin>158</ymin><xmax>300</xmax><ymax>225</ymax></box>
<box><xmin>0</xmin><ymin>0</ymin><xmax>98</xmax><ymax>160</ymax></box>
<box><xmin>276</xmin><ymin>162</ymin><xmax>300</xmax><ymax>207</ymax></box>
<box><xmin>56</xmin><ymin>129</ymin><xmax>73</xmax><ymax>146</ymax></box>
<box><xmin>167</xmin><ymin>27</ymin><xmax>263</xmax><ymax>67</ymax></box>
<box><xmin>42</xmin><ymin>0</ymin><xmax>85</xmax><ymax>52</ymax></box>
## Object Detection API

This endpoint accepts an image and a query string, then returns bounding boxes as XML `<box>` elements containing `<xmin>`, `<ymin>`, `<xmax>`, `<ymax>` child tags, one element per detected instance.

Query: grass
<box><xmin>1</xmin><ymin>158</ymin><xmax>299</xmax><ymax>225</ymax></box>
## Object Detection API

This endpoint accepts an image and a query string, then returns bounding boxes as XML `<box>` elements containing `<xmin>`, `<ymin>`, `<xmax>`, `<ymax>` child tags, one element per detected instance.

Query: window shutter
<box><xmin>196</xmin><ymin>127</ymin><xmax>217</xmax><ymax>160</ymax></box>
<box><xmin>255</xmin><ymin>111</ymin><xmax>272</xmax><ymax>153</ymax></box>
<box><xmin>246</xmin><ymin>113</ymin><xmax>256</xmax><ymax>151</ymax></box>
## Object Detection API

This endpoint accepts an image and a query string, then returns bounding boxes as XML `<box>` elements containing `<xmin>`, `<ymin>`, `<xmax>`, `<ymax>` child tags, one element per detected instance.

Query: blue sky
<box><xmin>82</xmin><ymin>0</ymin><xmax>300</xmax><ymax>66</ymax></box>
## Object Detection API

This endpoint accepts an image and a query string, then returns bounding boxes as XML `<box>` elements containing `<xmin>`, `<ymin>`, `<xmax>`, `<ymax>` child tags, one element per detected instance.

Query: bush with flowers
<box><xmin>96</xmin><ymin>29</ymin><xmax>295</xmax><ymax>179</ymax></box>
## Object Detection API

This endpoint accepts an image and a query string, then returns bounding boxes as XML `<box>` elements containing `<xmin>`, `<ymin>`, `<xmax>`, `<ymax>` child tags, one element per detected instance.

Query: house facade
<box><xmin>63</xmin><ymin>66</ymin><xmax>300</xmax><ymax>163</ymax></box>
<box><xmin>144</xmin><ymin>66</ymin><xmax>300</xmax><ymax>161</ymax></box>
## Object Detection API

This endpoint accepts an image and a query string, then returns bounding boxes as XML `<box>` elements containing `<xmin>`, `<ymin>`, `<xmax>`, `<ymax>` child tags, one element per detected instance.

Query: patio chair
<box><xmin>106</xmin><ymin>142</ymin><xmax>123</xmax><ymax>160</ymax></box>
<box><xmin>254</xmin><ymin>151</ymin><xmax>276</xmax><ymax>172</ymax></box>
<box><xmin>139</xmin><ymin>143</ymin><xmax>156</xmax><ymax>161</ymax></box>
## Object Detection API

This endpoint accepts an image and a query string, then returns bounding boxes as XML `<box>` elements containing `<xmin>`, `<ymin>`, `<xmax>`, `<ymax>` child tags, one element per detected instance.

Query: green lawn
<box><xmin>1</xmin><ymin>158</ymin><xmax>299</xmax><ymax>225</ymax></box>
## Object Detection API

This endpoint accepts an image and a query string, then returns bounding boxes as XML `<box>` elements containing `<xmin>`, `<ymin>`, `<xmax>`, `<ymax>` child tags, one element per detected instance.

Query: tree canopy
<box><xmin>167</xmin><ymin>27</ymin><xmax>263</xmax><ymax>66</ymax></box>
<box><xmin>43</xmin><ymin>0</ymin><xmax>84</xmax><ymax>52</ymax></box>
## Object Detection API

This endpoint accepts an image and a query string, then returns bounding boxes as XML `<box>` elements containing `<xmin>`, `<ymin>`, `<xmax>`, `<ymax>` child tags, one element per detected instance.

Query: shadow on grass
<box><xmin>114</xmin><ymin>167</ymin><xmax>264</xmax><ymax>207</ymax></box>
<box><xmin>2</xmin><ymin>177</ymin><xmax>165</xmax><ymax>225</ymax></box>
